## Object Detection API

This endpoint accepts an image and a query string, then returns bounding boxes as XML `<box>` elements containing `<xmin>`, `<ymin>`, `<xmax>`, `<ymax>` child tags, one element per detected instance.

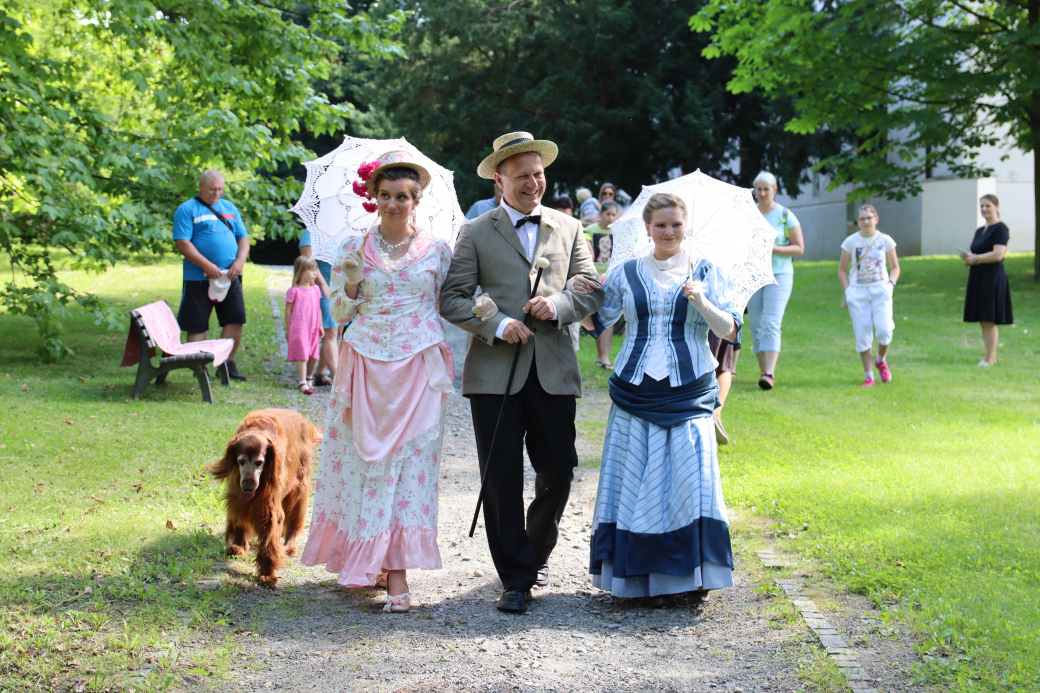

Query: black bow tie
<box><xmin>515</xmin><ymin>214</ymin><xmax>541</xmax><ymax>229</ymax></box>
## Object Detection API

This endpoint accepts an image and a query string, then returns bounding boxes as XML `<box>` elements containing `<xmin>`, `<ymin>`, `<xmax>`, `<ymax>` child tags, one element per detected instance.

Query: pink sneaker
<box><xmin>876</xmin><ymin>360</ymin><xmax>892</xmax><ymax>383</ymax></box>
<box><xmin>861</xmin><ymin>376</ymin><xmax>876</xmax><ymax>388</ymax></box>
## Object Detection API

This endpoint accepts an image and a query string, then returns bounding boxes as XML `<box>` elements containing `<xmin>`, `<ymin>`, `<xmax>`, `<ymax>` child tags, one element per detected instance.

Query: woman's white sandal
<box><xmin>383</xmin><ymin>592</ymin><xmax>411</xmax><ymax>613</ymax></box>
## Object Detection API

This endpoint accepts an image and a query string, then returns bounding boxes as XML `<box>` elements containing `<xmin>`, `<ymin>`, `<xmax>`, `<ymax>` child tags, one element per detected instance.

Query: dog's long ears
<box><xmin>205</xmin><ymin>439</ymin><xmax>239</xmax><ymax>480</ymax></box>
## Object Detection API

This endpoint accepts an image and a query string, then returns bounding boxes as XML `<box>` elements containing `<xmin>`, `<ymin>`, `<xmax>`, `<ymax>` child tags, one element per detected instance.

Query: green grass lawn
<box><xmin>577</xmin><ymin>253</ymin><xmax>1039</xmax><ymax>692</ymax></box>
<box><xmin>2</xmin><ymin>253</ymin><xmax>1038</xmax><ymax>692</ymax></box>
<box><xmin>0</xmin><ymin>258</ymin><xmax>290</xmax><ymax>691</ymax></box>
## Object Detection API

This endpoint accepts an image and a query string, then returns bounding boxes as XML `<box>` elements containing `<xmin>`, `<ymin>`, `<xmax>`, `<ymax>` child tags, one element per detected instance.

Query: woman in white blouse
<box><xmin>575</xmin><ymin>192</ymin><xmax>740</xmax><ymax>607</ymax></box>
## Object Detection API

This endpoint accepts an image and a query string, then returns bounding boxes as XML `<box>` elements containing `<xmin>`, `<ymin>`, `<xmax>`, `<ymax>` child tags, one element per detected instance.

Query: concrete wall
<box><xmin>920</xmin><ymin>178</ymin><xmax>996</xmax><ymax>255</ymax></box>
<box><xmin>995</xmin><ymin>181</ymin><xmax>1036</xmax><ymax>252</ymax></box>
<box><xmin>776</xmin><ymin>180</ymin><xmax>853</xmax><ymax>262</ymax></box>
<box><xmin>775</xmin><ymin>167</ymin><xmax>1035</xmax><ymax>258</ymax></box>
<box><xmin>873</xmin><ymin>195</ymin><xmax>923</xmax><ymax>257</ymax></box>
<box><xmin>779</xmin><ymin>200</ymin><xmax>849</xmax><ymax>261</ymax></box>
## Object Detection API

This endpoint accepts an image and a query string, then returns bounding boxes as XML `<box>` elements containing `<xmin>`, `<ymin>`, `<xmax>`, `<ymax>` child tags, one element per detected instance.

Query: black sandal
<box><xmin>313</xmin><ymin>373</ymin><xmax>333</xmax><ymax>386</ymax></box>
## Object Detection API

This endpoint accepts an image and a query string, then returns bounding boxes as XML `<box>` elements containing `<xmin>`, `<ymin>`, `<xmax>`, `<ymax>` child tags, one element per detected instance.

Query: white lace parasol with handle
<box><xmin>607</xmin><ymin>170</ymin><xmax>777</xmax><ymax>313</ymax></box>
<box><xmin>290</xmin><ymin>136</ymin><xmax>466</xmax><ymax>264</ymax></box>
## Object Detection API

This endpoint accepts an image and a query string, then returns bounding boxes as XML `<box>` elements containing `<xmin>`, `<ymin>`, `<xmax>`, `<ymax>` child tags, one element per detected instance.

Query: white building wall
<box><xmin>772</xmin><ymin>145</ymin><xmax>1035</xmax><ymax>258</ymax></box>
<box><xmin>920</xmin><ymin>178</ymin><xmax>997</xmax><ymax>255</ymax></box>
<box><xmin>775</xmin><ymin>179</ymin><xmax>853</xmax><ymax>261</ymax></box>
<box><xmin>995</xmin><ymin>181</ymin><xmax>1035</xmax><ymax>252</ymax></box>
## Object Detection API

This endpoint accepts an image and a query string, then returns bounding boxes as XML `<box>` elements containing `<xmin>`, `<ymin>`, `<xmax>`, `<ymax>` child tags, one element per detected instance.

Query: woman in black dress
<box><xmin>963</xmin><ymin>194</ymin><xmax>1013</xmax><ymax>366</ymax></box>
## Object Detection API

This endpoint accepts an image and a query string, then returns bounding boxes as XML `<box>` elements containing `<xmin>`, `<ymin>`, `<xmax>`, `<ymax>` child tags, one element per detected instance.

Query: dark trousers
<box><xmin>469</xmin><ymin>363</ymin><xmax>578</xmax><ymax>592</ymax></box>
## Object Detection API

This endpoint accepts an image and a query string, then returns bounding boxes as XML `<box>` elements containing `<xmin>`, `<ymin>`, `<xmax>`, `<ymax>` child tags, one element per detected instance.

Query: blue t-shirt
<box><xmin>465</xmin><ymin>198</ymin><xmax>497</xmax><ymax>220</ymax></box>
<box><xmin>760</xmin><ymin>205</ymin><xmax>800</xmax><ymax>276</ymax></box>
<box><xmin>173</xmin><ymin>198</ymin><xmax>249</xmax><ymax>281</ymax></box>
<box><xmin>298</xmin><ymin>230</ymin><xmax>332</xmax><ymax>284</ymax></box>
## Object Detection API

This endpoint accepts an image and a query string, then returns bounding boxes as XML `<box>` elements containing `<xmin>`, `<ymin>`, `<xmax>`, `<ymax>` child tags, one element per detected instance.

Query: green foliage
<box><xmin>0</xmin><ymin>0</ymin><xmax>404</xmax><ymax>359</ymax></box>
<box><xmin>348</xmin><ymin>0</ymin><xmax>846</xmax><ymax>207</ymax></box>
<box><xmin>692</xmin><ymin>0</ymin><xmax>1040</xmax><ymax>275</ymax></box>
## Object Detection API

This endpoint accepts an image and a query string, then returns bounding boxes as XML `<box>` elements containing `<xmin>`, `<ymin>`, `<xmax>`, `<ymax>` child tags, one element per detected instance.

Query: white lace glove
<box><xmin>340</xmin><ymin>247</ymin><xmax>365</xmax><ymax>285</ymax></box>
<box><xmin>472</xmin><ymin>293</ymin><xmax>499</xmax><ymax>322</ymax></box>
<box><xmin>684</xmin><ymin>281</ymin><xmax>735</xmax><ymax>339</ymax></box>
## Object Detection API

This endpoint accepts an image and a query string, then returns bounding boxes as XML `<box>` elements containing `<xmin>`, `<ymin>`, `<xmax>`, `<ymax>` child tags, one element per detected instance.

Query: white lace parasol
<box><xmin>607</xmin><ymin>170</ymin><xmax>777</xmax><ymax>313</ymax></box>
<box><xmin>290</xmin><ymin>136</ymin><xmax>466</xmax><ymax>264</ymax></box>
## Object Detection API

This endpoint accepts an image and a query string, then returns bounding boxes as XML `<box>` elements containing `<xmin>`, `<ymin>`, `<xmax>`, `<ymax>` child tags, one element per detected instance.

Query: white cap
<box><xmin>208</xmin><ymin>271</ymin><xmax>232</xmax><ymax>302</ymax></box>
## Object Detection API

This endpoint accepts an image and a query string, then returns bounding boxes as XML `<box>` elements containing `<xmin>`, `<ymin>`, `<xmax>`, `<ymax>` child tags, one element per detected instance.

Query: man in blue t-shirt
<box><xmin>173</xmin><ymin>169</ymin><xmax>251</xmax><ymax>381</ymax></box>
<box><xmin>465</xmin><ymin>183</ymin><xmax>503</xmax><ymax>219</ymax></box>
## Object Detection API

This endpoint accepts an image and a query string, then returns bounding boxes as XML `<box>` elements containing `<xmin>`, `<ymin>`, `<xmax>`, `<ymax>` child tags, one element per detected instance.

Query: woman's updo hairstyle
<box><xmin>642</xmin><ymin>192</ymin><xmax>688</xmax><ymax>224</ymax></box>
<box><xmin>980</xmin><ymin>193</ymin><xmax>1000</xmax><ymax>207</ymax></box>
<box><xmin>373</xmin><ymin>166</ymin><xmax>423</xmax><ymax>202</ymax></box>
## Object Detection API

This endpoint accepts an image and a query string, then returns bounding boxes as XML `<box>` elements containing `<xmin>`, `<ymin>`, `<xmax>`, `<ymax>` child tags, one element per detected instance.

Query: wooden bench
<box><xmin>119</xmin><ymin>300</ymin><xmax>235</xmax><ymax>403</ymax></box>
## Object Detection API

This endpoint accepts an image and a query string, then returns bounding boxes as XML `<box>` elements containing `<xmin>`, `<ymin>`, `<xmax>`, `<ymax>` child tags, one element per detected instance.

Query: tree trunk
<box><xmin>1031</xmin><ymin>0</ymin><xmax>1040</xmax><ymax>278</ymax></box>
<box><xmin>1034</xmin><ymin>134</ymin><xmax>1040</xmax><ymax>278</ymax></box>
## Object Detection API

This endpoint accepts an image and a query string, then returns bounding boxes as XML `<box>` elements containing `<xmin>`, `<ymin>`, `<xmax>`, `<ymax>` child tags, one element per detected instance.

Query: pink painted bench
<box><xmin>119</xmin><ymin>300</ymin><xmax>235</xmax><ymax>403</ymax></box>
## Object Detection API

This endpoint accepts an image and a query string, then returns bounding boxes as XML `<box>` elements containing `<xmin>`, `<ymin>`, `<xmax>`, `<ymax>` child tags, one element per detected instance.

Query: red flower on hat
<box><xmin>354</xmin><ymin>161</ymin><xmax>379</xmax><ymax>214</ymax></box>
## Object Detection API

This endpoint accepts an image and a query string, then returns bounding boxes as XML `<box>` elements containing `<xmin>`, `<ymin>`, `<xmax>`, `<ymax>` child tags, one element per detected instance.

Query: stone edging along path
<box><xmin>756</xmin><ymin>550</ymin><xmax>882</xmax><ymax>693</ymax></box>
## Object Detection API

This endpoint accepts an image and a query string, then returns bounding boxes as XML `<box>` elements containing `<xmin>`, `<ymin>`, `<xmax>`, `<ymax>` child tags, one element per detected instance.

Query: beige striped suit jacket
<box><xmin>440</xmin><ymin>205</ymin><xmax>605</xmax><ymax>397</ymax></box>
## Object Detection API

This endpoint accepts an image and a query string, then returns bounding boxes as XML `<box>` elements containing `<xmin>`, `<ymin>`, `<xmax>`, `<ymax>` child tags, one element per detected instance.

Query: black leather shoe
<box><xmin>496</xmin><ymin>589</ymin><xmax>532</xmax><ymax>613</ymax></box>
<box><xmin>224</xmin><ymin>359</ymin><xmax>247</xmax><ymax>382</ymax></box>
<box><xmin>535</xmin><ymin>565</ymin><xmax>549</xmax><ymax>588</ymax></box>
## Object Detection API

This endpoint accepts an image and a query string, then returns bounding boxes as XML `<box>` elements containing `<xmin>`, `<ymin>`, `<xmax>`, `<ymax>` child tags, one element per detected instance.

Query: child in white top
<box><xmin>838</xmin><ymin>204</ymin><xmax>901</xmax><ymax>387</ymax></box>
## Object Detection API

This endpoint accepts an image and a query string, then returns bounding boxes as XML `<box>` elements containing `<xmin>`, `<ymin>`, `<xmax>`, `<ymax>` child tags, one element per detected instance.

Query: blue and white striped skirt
<box><xmin>590</xmin><ymin>406</ymin><xmax>733</xmax><ymax>598</ymax></box>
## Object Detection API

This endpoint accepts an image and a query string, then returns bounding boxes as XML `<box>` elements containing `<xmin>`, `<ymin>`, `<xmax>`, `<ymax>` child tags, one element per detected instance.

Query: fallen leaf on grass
<box><xmin>90</xmin><ymin>495</ymin><xmax>105</xmax><ymax>504</ymax></box>
<box><xmin>896</xmin><ymin>561</ymin><xmax>906</xmax><ymax>568</ymax></box>
<box><xmin>64</xmin><ymin>420</ymin><xmax>75</xmax><ymax>425</ymax></box>
<box><xmin>166</xmin><ymin>520</ymin><xmax>178</xmax><ymax>530</ymax></box>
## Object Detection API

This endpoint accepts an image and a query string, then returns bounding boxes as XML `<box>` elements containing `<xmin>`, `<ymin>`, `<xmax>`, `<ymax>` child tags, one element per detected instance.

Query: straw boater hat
<box><xmin>365</xmin><ymin>150</ymin><xmax>432</xmax><ymax>194</ymax></box>
<box><xmin>477</xmin><ymin>131</ymin><xmax>559</xmax><ymax>180</ymax></box>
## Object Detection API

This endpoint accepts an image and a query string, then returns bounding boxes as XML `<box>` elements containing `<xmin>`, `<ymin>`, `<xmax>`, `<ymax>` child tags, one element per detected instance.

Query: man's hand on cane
<box><xmin>501</xmin><ymin>320</ymin><xmax>534</xmax><ymax>344</ymax></box>
<box><xmin>523</xmin><ymin>296</ymin><xmax>555</xmax><ymax>321</ymax></box>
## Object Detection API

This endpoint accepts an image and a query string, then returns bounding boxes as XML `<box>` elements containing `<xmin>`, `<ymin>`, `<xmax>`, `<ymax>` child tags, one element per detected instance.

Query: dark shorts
<box><xmin>177</xmin><ymin>277</ymin><xmax>246</xmax><ymax>334</ymax></box>
<box><xmin>708</xmin><ymin>332</ymin><xmax>740</xmax><ymax>375</ymax></box>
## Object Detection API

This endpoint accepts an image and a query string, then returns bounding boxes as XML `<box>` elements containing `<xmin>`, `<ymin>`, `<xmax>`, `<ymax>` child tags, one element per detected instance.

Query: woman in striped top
<box><xmin>576</xmin><ymin>192</ymin><xmax>740</xmax><ymax>607</ymax></box>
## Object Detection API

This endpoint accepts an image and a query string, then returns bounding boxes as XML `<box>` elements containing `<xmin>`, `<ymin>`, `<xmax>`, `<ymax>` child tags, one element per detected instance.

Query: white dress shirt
<box><xmin>495</xmin><ymin>200</ymin><xmax>557</xmax><ymax>339</ymax></box>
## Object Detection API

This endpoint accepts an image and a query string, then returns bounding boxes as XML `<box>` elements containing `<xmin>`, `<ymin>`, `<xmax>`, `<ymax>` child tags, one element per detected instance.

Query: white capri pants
<box><xmin>746</xmin><ymin>272</ymin><xmax>794</xmax><ymax>353</ymax></box>
<box><xmin>845</xmin><ymin>282</ymin><xmax>894</xmax><ymax>353</ymax></box>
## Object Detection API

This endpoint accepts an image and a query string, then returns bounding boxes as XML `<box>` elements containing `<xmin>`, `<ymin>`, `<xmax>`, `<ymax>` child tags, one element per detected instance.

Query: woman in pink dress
<box><xmin>301</xmin><ymin>151</ymin><xmax>454</xmax><ymax>613</ymax></box>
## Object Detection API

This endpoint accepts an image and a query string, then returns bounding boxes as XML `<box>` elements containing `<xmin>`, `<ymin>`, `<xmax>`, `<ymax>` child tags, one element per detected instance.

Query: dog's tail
<box><xmin>309</xmin><ymin>420</ymin><xmax>323</xmax><ymax>446</ymax></box>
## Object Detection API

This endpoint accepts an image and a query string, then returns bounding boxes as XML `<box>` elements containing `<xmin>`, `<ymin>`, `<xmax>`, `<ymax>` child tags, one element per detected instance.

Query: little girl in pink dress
<box><xmin>285</xmin><ymin>256</ymin><xmax>324</xmax><ymax>394</ymax></box>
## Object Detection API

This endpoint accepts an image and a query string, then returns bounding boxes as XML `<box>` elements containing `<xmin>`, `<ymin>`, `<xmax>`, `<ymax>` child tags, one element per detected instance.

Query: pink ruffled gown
<box><xmin>301</xmin><ymin>228</ymin><xmax>454</xmax><ymax>586</ymax></box>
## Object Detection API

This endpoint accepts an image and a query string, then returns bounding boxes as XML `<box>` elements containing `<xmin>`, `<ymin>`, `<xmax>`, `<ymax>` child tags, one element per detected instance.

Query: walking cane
<box><xmin>468</xmin><ymin>256</ymin><xmax>551</xmax><ymax>537</ymax></box>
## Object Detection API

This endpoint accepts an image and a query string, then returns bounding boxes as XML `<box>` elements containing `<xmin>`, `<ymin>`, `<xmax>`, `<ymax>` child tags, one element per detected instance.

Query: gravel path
<box><xmin>174</xmin><ymin>267</ymin><xmax>921</xmax><ymax>693</ymax></box>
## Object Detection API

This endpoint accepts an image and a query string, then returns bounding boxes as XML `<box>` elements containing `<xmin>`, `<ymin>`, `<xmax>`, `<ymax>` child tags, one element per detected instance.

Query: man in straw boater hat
<box><xmin>441</xmin><ymin>132</ymin><xmax>605</xmax><ymax>613</ymax></box>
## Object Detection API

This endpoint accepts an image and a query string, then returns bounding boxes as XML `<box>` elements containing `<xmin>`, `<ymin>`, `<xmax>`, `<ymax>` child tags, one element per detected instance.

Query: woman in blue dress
<box><xmin>576</xmin><ymin>192</ymin><xmax>740</xmax><ymax>607</ymax></box>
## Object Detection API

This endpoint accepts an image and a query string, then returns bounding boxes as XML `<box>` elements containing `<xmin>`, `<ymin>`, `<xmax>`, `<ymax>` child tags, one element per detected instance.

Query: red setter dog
<box><xmin>207</xmin><ymin>409</ymin><xmax>321</xmax><ymax>587</ymax></box>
